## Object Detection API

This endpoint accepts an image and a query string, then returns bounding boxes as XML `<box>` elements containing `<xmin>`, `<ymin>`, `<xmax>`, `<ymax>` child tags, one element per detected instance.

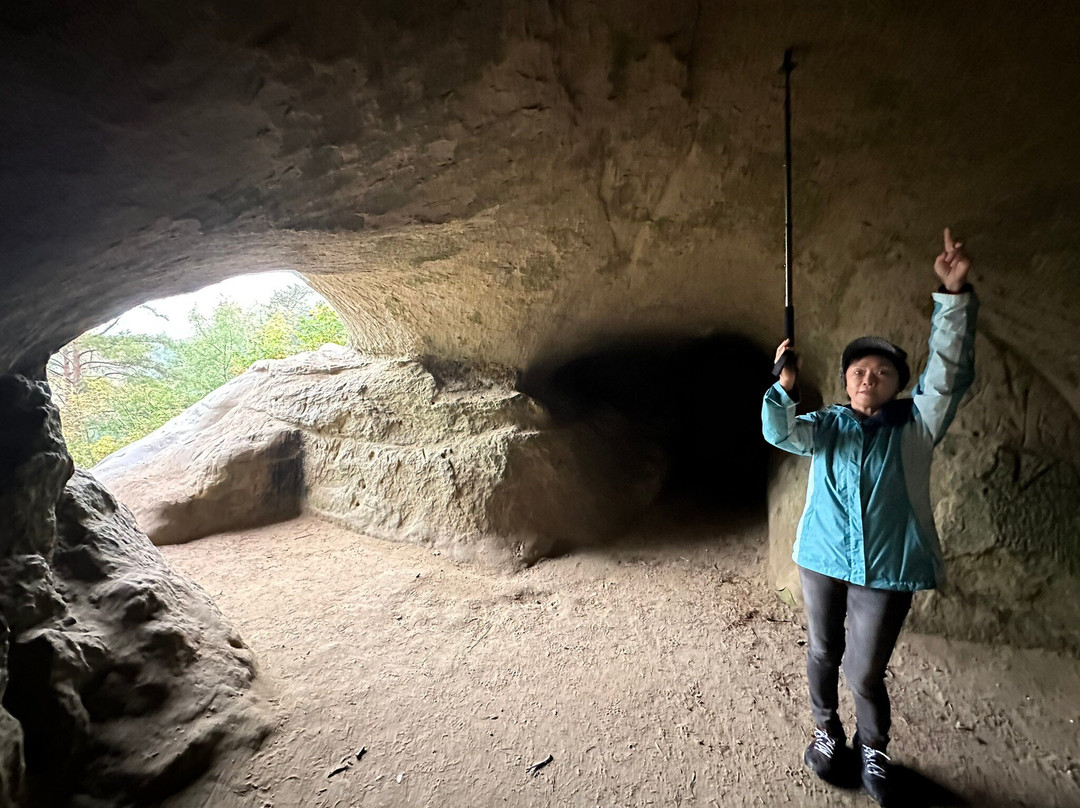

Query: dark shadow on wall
<box><xmin>521</xmin><ymin>332</ymin><xmax>776</xmax><ymax>534</ymax></box>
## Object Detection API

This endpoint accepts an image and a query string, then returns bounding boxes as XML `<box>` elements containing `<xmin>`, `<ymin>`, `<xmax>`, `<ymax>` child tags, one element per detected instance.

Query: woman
<box><xmin>761</xmin><ymin>229</ymin><xmax>977</xmax><ymax>806</ymax></box>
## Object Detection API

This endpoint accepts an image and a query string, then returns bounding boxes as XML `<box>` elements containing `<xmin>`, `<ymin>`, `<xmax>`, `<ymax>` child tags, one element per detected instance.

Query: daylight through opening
<box><xmin>47</xmin><ymin>272</ymin><xmax>347</xmax><ymax>469</ymax></box>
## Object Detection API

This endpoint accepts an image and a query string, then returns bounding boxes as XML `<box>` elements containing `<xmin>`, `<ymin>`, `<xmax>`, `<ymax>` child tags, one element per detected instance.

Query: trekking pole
<box><xmin>772</xmin><ymin>47</ymin><xmax>797</xmax><ymax>378</ymax></box>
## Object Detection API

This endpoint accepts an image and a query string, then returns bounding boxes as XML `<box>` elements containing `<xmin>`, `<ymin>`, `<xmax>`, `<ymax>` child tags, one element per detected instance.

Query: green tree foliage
<box><xmin>296</xmin><ymin>303</ymin><xmax>348</xmax><ymax>351</ymax></box>
<box><xmin>49</xmin><ymin>284</ymin><xmax>348</xmax><ymax>468</ymax></box>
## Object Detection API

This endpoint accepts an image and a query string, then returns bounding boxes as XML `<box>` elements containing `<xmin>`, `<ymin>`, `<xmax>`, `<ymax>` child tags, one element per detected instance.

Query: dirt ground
<box><xmin>158</xmin><ymin>512</ymin><xmax>1080</xmax><ymax>808</ymax></box>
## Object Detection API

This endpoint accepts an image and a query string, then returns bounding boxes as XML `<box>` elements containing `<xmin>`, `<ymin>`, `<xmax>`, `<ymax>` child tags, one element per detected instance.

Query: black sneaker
<box><xmin>856</xmin><ymin>738</ymin><xmax>895</xmax><ymax>806</ymax></box>
<box><xmin>803</xmin><ymin>726</ymin><xmax>845</xmax><ymax>783</ymax></box>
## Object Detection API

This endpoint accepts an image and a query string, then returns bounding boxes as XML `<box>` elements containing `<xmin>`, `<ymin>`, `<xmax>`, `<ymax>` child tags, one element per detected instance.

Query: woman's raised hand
<box><xmin>774</xmin><ymin>338</ymin><xmax>799</xmax><ymax>393</ymax></box>
<box><xmin>934</xmin><ymin>227</ymin><xmax>972</xmax><ymax>292</ymax></box>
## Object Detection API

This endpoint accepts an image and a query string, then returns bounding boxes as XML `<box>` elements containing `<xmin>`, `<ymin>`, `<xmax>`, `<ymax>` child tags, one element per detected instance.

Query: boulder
<box><xmin>96</xmin><ymin>345</ymin><xmax>664</xmax><ymax>567</ymax></box>
<box><xmin>93</xmin><ymin>377</ymin><xmax>304</xmax><ymax>546</ymax></box>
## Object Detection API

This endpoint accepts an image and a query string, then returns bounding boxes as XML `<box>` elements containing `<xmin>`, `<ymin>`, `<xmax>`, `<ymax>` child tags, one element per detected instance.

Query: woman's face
<box><xmin>845</xmin><ymin>355</ymin><xmax>901</xmax><ymax>415</ymax></box>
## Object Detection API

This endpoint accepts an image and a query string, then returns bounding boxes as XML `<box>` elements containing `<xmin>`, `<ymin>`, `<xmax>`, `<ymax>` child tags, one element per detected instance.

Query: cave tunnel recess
<box><xmin>520</xmin><ymin>331</ymin><xmax>778</xmax><ymax>532</ymax></box>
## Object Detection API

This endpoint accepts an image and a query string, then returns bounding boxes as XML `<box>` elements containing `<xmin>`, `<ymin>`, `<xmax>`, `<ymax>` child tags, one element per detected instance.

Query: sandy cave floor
<box><xmin>157</xmin><ymin>513</ymin><xmax>1080</xmax><ymax>808</ymax></box>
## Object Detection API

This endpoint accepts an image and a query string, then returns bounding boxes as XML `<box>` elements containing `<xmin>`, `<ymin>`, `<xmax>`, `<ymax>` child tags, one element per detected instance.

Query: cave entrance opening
<box><xmin>47</xmin><ymin>271</ymin><xmax>347</xmax><ymax>470</ymax></box>
<box><xmin>521</xmin><ymin>332</ymin><xmax>776</xmax><ymax>539</ymax></box>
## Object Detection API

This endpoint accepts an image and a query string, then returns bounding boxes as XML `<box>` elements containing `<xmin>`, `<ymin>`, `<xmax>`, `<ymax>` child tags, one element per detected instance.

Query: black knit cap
<box><xmin>840</xmin><ymin>336</ymin><xmax>911</xmax><ymax>390</ymax></box>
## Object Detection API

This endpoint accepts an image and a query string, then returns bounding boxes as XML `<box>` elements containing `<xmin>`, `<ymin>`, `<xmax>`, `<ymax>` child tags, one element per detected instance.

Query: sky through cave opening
<box><xmin>47</xmin><ymin>271</ymin><xmax>347</xmax><ymax>469</ymax></box>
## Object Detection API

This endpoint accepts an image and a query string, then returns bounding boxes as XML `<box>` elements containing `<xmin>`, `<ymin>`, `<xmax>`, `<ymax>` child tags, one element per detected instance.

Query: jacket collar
<box><xmin>831</xmin><ymin>397</ymin><xmax>914</xmax><ymax>427</ymax></box>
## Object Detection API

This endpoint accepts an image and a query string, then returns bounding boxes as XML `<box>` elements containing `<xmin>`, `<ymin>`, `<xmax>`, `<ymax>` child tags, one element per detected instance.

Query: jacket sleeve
<box><xmin>761</xmin><ymin>381</ymin><xmax>818</xmax><ymax>456</ymax></box>
<box><xmin>912</xmin><ymin>289</ymin><xmax>979</xmax><ymax>444</ymax></box>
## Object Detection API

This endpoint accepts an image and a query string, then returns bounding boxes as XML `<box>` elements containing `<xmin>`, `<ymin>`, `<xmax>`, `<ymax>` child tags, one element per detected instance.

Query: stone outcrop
<box><xmin>0</xmin><ymin>375</ymin><xmax>270</xmax><ymax>808</ymax></box>
<box><xmin>93</xmin><ymin>382</ymin><xmax>305</xmax><ymax>546</ymax></box>
<box><xmin>96</xmin><ymin>345</ymin><xmax>664</xmax><ymax>567</ymax></box>
<box><xmin>0</xmin><ymin>374</ymin><xmax>72</xmax><ymax>808</ymax></box>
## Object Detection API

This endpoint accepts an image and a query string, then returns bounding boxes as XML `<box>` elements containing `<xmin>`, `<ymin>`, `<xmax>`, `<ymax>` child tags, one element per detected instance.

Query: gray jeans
<box><xmin>799</xmin><ymin>566</ymin><xmax>913</xmax><ymax>750</ymax></box>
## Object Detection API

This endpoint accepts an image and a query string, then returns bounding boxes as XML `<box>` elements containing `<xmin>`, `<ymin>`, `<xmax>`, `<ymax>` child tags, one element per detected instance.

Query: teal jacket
<box><xmin>761</xmin><ymin>290</ymin><xmax>978</xmax><ymax>591</ymax></box>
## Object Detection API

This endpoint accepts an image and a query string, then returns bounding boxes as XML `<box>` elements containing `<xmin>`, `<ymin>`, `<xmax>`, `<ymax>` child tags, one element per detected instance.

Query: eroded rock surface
<box><xmin>96</xmin><ymin>345</ymin><xmax>663</xmax><ymax>567</ymax></box>
<box><xmin>93</xmin><ymin>382</ymin><xmax>304</xmax><ymax>546</ymax></box>
<box><xmin>0</xmin><ymin>375</ymin><xmax>270</xmax><ymax>808</ymax></box>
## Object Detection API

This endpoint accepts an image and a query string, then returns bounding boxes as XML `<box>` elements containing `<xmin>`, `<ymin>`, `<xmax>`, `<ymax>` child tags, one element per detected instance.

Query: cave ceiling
<box><xmin>1</xmin><ymin>0</ymin><xmax>1078</xmax><ymax>418</ymax></box>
